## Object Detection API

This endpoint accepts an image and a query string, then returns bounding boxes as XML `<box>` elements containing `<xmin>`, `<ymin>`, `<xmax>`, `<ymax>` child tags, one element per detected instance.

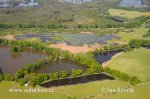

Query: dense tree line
<box><xmin>103</xmin><ymin>67</ymin><xmax>140</xmax><ymax>85</ymax></box>
<box><xmin>92</xmin><ymin>39</ymin><xmax>150</xmax><ymax>56</ymax></box>
<box><xmin>129</xmin><ymin>39</ymin><xmax>150</xmax><ymax>48</ymax></box>
<box><xmin>30</xmin><ymin>69</ymin><xmax>83</xmax><ymax>87</ymax></box>
<box><xmin>0</xmin><ymin>74</ymin><xmax>15</xmax><ymax>81</ymax></box>
<box><xmin>0</xmin><ymin>39</ymin><xmax>60</xmax><ymax>57</ymax></box>
<box><xmin>93</xmin><ymin>44</ymin><xmax>132</xmax><ymax>56</ymax></box>
<box><xmin>0</xmin><ymin>24</ymin><xmax>68</xmax><ymax>30</ymax></box>
<box><xmin>14</xmin><ymin>56</ymin><xmax>58</xmax><ymax>80</ymax></box>
<box><xmin>0</xmin><ymin>16</ymin><xmax>149</xmax><ymax>30</ymax></box>
<box><xmin>72</xmin><ymin>54</ymin><xmax>102</xmax><ymax>74</ymax></box>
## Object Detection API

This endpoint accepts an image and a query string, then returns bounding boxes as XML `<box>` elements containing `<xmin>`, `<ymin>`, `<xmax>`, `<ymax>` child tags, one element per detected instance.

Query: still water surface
<box><xmin>0</xmin><ymin>46</ymin><xmax>85</xmax><ymax>74</ymax></box>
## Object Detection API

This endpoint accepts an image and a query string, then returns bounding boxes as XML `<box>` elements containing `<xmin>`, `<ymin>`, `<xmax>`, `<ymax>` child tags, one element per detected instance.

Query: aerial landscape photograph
<box><xmin>0</xmin><ymin>0</ymin><xmax>150</xmax><ymax>99</ymax></box>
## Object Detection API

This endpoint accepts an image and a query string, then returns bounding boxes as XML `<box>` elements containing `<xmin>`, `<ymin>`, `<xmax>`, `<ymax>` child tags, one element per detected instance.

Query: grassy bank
<box><xmin>108</xmin><ymin>48</ymin><xmax>150</xmax><ymax>82</ymax></box>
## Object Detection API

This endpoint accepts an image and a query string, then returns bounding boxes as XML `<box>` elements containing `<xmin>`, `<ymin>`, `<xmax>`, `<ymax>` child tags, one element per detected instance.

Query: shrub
<box><xmin>15</xmin><ymin>70</ymin><xmax>24</xmax><ymax>79</ymax></box>
<box><xmin>3</xmin><ymin>74</ymin><xmax>14</xmax><ymax>81</ymax></box>
<box><xmin>60</xmin><ymin>70</ymin><xmax>69</xmax><ymax>78</ymax></box>
<box><xmin>18</xmin><ymin>78</ymin><xmax>28</xmax><ymax>86</ymax></box>
<box><xmin>71</xmin><ymin>69</ymin><xmax>82</xmax><ymax>78</ymax></box>
<box><xmin>130</xmin><ymin>76</ymin><xmax>141</xmax><ymax>85</ymax></box>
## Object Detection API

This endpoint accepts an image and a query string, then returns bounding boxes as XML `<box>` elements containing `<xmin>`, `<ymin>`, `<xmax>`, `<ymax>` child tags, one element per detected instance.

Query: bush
<box><xmin>15</xmin><ymin>70</ymin><xmax>24</xmax><ymax>79</ymax></box>
<box><xmin>18</xmin><ymin>78</ymin><xmax>28</xmax><ymax>86</ymax></box>
<box><xmin>68</xmin><ymin>96</ymin><xmax>77</xmax><ymax>99</ymax></box>
<box><xmin>9</xmin><ymin>45</ymin><xmax>23</xmax><ymax>54</ymax></box>
<box><xmin>0</xmin><ymin>74</ymin><xmax>3</xmax><ymax>81</ymax></box>
<box><xmin>103</xmin><ymin>67</ymin><xmax>140</xmax><ymax>85</ymax></box>
<box><xmin>53</xmin><ymin>72</ymin><xmax>59</xmax><ymax>80</ymax></box>
<box><xmin>130</xmin><ymin>76</ymin><xmax>141</xmax><ymax>85</ymax></box>
<box><xmin>129</xmin><ymin>39</ymin><xmax>142</xmax><ymax>48</ymax></box>
<box><xmin>143</xmin><ymin>31</ymin><xmax>150</xmax><ymax>38</ymax></box>
<box><xmin>129</xmin><ymin>39</ymin><xmax>150</xmax><ymax>48</ymax></box>
<box><xmin>60</xmin><ymin>70</ymin><xmax>69</xmax><ymax>78</ymax></box>
<box><xmin>71</xmin><ymin>69</ymin><xmax>82</xmax><ymax>78</ymax></box>
<box><xmin>3</xmin><ymin>74</ymin><xmax>15</xmax><ymax>81</ymax></box>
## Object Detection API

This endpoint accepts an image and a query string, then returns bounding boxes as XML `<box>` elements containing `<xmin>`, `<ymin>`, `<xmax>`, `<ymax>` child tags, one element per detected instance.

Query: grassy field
<box><xmin>108</xmin><ymin>48</ymin><xmax>150</xmax><ymax>82</ymax></box>
<box><xmin>109</xmin><ymin>28</ymin><xmax>150</xmax><ymax>44</ymax></box>
<box><xmin>0</xmin><ymin>81</ymin><xmax>67</xmax><ymax>99</ymax></box>
<box><xmin>108</xmin><ymin>9</ymin><xmax>150</xmax><ymax>19</ymax></box>
<box><xmin>0</xmin><ymin>80</ymin><xmax>150</xmax><ymax>99</ymax></box>
<box><xmin>0</xmin><ymin>0</ymin><xmax>119</xmax><ymax>25</ymax></box>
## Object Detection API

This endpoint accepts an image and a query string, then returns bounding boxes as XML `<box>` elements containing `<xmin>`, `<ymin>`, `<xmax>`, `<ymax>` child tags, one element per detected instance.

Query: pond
<box><xmin>0</xmin><ymin>46</ymin><xmax>85</xmax><ymax>74</ymax></box>
<box><xmin>95</xmin><ymin>50</ymin><xmax>122</xmax><ymax>64</ymax></box>
<box><xmin>41</xmin><ymin>73</ymin><xmax>115</xmax><ymax>88</ymax></box>
<box><xmin>15</xmin><ymin>33</ymin><xmax>120</xmax><ymax>46</ymax></box>
<box><xmin>142</xmin><ymin>45</ymin><xmax>150</xmax><ymax>49</ymax></box>
<box><xmin>0</xmin><ymin>45</ymin><xmax>48</xmax><ymax>74</ymax></box>
<box><xmin>34</xmin><ymin>60</ymin><xmax>86</xmax><ymax>73</ymax></box>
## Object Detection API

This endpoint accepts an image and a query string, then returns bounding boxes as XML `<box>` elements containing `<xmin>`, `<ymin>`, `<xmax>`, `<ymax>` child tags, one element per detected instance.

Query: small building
<box><xmin>0</xmin><ymin>0</ymin><xmax>10</xmax><ymax>3</ymax></box>
<box><xmin>59</xmin><ymin>0</ymin><xmax>91</xmax><ymax>4</ymax></box>
<box><xmin>19</xmin><ymin>0</ymin><xmax>38</xmax><ymax>7</ymax></box>
<box><xmin>24</xmin><ymin>83</ymin><xmax>28</xmax><ymax>87</ymax></box>
<box><xmin>120</xmin><ymin>0</ymin><xmax>142</xmax><ymax>7</ymax></box>
<box><xmin>0</xmin><ymin>3</ymin><xmax>9</xmax><ymax>7</ymax></box>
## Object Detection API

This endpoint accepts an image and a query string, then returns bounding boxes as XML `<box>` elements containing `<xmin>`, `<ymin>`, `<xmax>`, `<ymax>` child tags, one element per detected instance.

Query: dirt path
<box><xmin>80</xmin><ymin>31</ymin><xmax>93</xmax><ymax>34</ymax></box>
<box><xmin>0</xmin><ymin>34</ymin><xmax>15</xmax><ymax>40</ymax></box>
<box><xmin>49</xmin><ymin>43</ymin><xmax>101</xmax><ymax>53</ymax></box>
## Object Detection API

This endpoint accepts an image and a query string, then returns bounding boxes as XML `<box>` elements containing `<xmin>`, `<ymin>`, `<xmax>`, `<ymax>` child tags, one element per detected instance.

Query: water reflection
<box><xmin>15</xmin><ymin>33</ymin><xmax>120</xmax><ymax>46</ymax></box>
<box><xmin>95</xmin><ymin>50</ymin><xmax>122</xmax><ymax>64</ymax></box>
<box><xmin>41</xmin><ymin>73</ymin><xmax>115</xmax><ymax>88</ymax></box>
<box><xmin>0</xmin><ymin>67</ymin><xmax>3</xmax><ymax>74</ymax></box>
<box><xmin>0</xmin><ymin>45</ymin><xmax>48</xmax><ymax>74</ymax></box>
<box><xmin>0</xmin><ymin>45</ymin><xmax>86</xmax><ymax>74</ymax></box>
<box><xmin>34</xmin><ymin>60</ymin><xmax>86</xmax><ymax>73</ymax></box>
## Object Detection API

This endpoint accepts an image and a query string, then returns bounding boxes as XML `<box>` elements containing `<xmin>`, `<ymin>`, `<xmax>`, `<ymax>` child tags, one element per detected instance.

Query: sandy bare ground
<box><xmin>0</xmin><ymin>34</ymin><xmax>15</xmax><ymax>40</ymax></box>
<box><xmin>114</xmin><ymin>41</ymin><xmax>128</xmax><ymax>45</ymax></box>
<box><xmin>102</xmin><ymin>52</ymin><xmax>124</xmax><ymax>67</ymax></box>
<box><xmin>108</xmin><ymin>40</ymin><xmax>128</xmax><ymax>45</ymax></box>
<box><xmin>80</xmin><ymin>31</ymin><xmax>93</xmax><ymax>34</ymax></box>
<box><xmin>49</xmin><ymin>43</ymin><xmax>101</xmax><ymax>53</ymax></box>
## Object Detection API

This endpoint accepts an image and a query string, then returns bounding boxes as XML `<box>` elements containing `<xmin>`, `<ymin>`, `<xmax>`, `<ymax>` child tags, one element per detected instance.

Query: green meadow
<box><xmin>108</xmin><ymin>48</ymin><xmax>150</xmax><ymax>82</ymax></box>
<box><xmin>0</xmin><ymin>80</ymin><xmax>150</xmax><ymax>99</ymax></box>
<box><xmin>108</xmin><ymin>9</ymin><xmax>150</xmax><ymax>19</ymax></box>
<box><xmin>109</xmin><ymin>27</ymin><xmax>150</xmax><ymax>44</ymax></box>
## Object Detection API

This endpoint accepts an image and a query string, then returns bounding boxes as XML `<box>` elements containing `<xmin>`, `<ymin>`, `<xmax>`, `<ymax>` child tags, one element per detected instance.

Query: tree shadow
<box><xmin>0</xmin><ymin>67</ymin><xmax>3</xmax><ymax>74</ymax></box>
